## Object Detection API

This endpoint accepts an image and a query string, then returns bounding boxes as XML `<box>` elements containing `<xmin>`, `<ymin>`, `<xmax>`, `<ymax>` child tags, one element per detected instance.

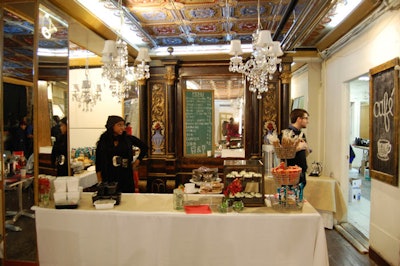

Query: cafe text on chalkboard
<box><xmin>369</xmin><ymin>57</ymin><xmax>399</xmax><ymax>187</ymax></box>
<box><xmin>184</xmin><ymin>90</ymin><xmax>214</xmax><ymax>156</ymax></box>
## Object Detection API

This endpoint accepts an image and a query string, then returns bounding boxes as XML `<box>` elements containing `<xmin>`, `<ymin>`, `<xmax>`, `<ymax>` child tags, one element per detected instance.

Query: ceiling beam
<box><xmin>316</xmin><ymin>0</ymin><xmax>382</xmax><ymax>52</ymax></box>
<box><xmin>47</xmin><ymin>0</ymin><xmax>138</xmax><ymax>58</ymax></box>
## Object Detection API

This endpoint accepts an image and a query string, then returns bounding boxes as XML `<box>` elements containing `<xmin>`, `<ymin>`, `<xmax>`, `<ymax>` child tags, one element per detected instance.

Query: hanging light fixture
<box><xmin>101</xmin><ymin>0</ymin><xmax>151</xmax><ymax>101</ymax></box>
<box><xmin>228</xmin><ymin>0</ymin><xmax>283</xmax><ymax>99</ymax></box>
<box><xmin>41</xmin><ymin>13</ymin><xmax>58</xmax><ymax>39</ymax></box>
<box><xmin>129</xmin><ymin>47</ymin><xmax>151</xmax><ymax>81</ymax></box>
<box><xmin>72</xmin><ymin>51</ymin><xmax>102</xmax><ymax>112</ymax></box>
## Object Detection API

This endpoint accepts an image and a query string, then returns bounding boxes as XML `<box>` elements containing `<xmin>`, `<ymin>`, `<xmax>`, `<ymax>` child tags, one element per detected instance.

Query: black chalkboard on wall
<box><xmin>369</xmin><ymin>57</ymin><xmax>399</xmax><ymax>187</ymax></box>
<box><xmin>184</xmin><ymin>90</ymin><xmax>214</xmax><ymax>156</ymax></box>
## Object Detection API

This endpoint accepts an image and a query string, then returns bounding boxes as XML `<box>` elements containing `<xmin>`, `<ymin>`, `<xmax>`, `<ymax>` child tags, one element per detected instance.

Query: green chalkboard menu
<box><xmin>184</xmin><ymin>90</ymin><xmax>214</xmax><ymax>156</ymax></box>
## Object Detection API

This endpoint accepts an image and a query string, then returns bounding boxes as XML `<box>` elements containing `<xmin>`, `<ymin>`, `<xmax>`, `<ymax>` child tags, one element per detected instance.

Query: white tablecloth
<box><xmin>33</xmin><ymin>193</ymin><xmax>328</xmax><ymax>266</ymax></box>
<box><xmin>74</xmin><ymin>170</ymin><xmax>97</xmax><ymax>189</ymax></box>
<box><xmin>265</xmin><ymin>176</ymin><xmax>347</xmax><ymax>228</ymax></box>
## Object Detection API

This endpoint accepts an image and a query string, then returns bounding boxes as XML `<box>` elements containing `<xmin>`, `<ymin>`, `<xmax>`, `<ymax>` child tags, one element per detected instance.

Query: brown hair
<box><xmin>290</xmin><ymin>109</ymin><xmax>309</xmax><ymax>124</ymax></box>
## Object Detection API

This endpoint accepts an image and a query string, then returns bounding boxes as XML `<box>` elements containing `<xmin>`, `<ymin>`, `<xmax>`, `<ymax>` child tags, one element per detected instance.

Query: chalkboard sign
<box><xmin>369</xmin><ymin>57</ymin><xmax>399</xmax><ymax>186</ymax></box>
<box><xmin>184</xmin><ymin>90</ymin><xmax>214</xmax><ymax>156</ymax></box>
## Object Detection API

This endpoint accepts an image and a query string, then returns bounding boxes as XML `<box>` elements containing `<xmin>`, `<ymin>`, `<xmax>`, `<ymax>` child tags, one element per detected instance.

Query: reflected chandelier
<box><xmin>101</xmin><ymin>0</ymin><xmax>151</xmax><ymax>101</ymax></box>
<box><xmin>72</xmin><ymin>54</ymin><xmax>102</xmax><ymax>112</ymax></box>
<box><xmin>228</xmin><ymin>0</ymin><xmax>283</xmax><ymax>99</ymax></box>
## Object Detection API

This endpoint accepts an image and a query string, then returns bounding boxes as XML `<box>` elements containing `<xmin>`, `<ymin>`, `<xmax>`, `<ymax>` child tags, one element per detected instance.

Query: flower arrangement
<box><xmin>152</xmin><ymin>121</ymin><xmax>164</xmax><ymax>132</ymax></box>
<box><xmin>38</xmin><ymin>176</ymin><xmax>51</xmax><ymax>206</ymax></box>
<box><xmin>38</xmin><ymin>177</ymin><xmax>51</xmax><ymax>194</ymax></box>
<box><xmin>223</xmin><ymin>177</ymin><xmax>243</xmax><ymax>197</ymax></box>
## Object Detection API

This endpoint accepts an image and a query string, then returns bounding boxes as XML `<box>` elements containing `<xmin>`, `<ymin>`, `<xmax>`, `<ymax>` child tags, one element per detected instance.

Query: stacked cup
<box><xmin>53</xmin><ymin>177</ymin><xmax>80</xmax><ymax>205</ymax></box>
<box><xmin>67</xmin><ymin>177</ymin><xmax>80</xmax><ymax>204</ymax></box>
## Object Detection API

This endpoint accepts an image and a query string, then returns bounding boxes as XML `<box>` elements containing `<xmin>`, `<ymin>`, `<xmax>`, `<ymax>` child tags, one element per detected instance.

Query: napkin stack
<box><xmin>53</xmin><ymin>177</ymin><xmax>81</xmax><ymax>205</ymax></box>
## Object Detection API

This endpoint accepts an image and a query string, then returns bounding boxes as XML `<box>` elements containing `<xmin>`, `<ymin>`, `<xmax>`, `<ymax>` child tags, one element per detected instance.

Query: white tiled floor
<box><xmin>347</xmin><ymin>168</ymin><xmax>371</xmax><ymax>238</ymax></box>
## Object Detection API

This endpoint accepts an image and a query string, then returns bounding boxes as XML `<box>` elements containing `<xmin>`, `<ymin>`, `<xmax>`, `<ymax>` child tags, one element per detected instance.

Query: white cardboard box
<box><xmin>349</xmin><ymin>187</ymin><xmax>361</xmax><ymax>202</ymax></box>
<box><xmin>350</xmin><ymin>178</ymin><xmax>362</xmax><ymax>188</ymax></box>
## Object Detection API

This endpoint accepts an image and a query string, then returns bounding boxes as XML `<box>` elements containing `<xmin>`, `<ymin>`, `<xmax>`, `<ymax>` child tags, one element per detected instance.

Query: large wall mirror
<box><xmin>1</xmin><ymin>0</ymin><xmax>69</xmax><ymax>263</ymax></box>
<box><xmin>183</xmin><ymin>76</ymin><xmax>245</xmax><ymax>158</ymax></box>
<box><xmin>2</xmin><ymin>0</ymin><xmax>37</xmax><ymax>262</ymax></box>
<box><xmin>37</xmin><ymin>3</ymin><xmax>69</xmax><ymax>154</ymax></box>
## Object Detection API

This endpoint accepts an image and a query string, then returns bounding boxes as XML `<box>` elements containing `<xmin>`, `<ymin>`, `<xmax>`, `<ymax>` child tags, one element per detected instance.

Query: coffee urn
<box><xmin>262</xmin><ymin>144</ymin><xmax>275</xmax><ymax>177</ymax></box>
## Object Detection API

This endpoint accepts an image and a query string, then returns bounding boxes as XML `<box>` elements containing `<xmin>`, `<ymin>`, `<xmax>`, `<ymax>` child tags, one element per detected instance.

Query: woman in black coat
<box><xmin>95</xmin><ymin>115</ymin><xmax>148</xmax><ymax>193</ymax></box>
<box><xmin>51</xmin><ymin>117</ymin><xmax>69</xmax><ymax>176</ymax></box>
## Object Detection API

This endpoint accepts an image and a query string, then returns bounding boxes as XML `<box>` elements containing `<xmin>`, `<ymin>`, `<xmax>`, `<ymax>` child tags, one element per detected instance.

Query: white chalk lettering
<box><xmin>373</xmin><ymin>88</ymin><xmax>394</xmax><ymax>132</ymax></box>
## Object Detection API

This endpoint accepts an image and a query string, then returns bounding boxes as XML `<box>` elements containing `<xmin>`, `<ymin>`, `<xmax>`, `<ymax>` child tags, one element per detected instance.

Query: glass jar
<box><xmin>173</xmin><ymin>188</ymin><xmax>184</xmax><ymax>210</ymax></box>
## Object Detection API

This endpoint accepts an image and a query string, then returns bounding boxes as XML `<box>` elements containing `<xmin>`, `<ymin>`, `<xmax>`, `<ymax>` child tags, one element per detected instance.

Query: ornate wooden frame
<box><xmin>369</xmin><ymin>57</ymin><xmax>399</xmax><ymax>186</ymax></box>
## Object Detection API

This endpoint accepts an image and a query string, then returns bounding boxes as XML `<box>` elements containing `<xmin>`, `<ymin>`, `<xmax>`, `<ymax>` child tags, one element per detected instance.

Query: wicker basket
<box><xmin>273</xmin><ymin>146</ymin><xmax>297</xmax><ymax>159</ymax></box>
<box><xmin>272</xmin><ymin>170</ymin><xmax>301</xmax><ymax>186</ymax></box>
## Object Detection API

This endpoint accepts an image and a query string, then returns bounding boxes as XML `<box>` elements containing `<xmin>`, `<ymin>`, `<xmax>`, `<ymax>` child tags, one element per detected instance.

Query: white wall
<box><xmin>69</xmin><ymin>68</ymin><xmax>123</xmax><ymax>149</ymax></box>
<box><xmin>291</xmin><ymin>63</ymin><xmax>323</xmax><ymax>167</ymax></box>
<box><xmin>323</xmin><ymin>9</ymin><xmax>400</xmax><ymax>265</ymax></box>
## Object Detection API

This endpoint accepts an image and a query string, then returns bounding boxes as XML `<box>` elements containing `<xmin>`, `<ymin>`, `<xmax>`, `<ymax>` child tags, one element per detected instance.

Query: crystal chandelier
<box><xmin>228</xmin><ymin>0</ymin><xmax>283</xmax><ymax>99</ymax></box>
<box><xmin>72</xmin><ymin>54</ymin><xmax>102</xmax><ymax>112</ymax></box>
<box><xmin>101</xmin><ymin>0</ymin><xmax>151</xmax><ymax>101</ymax></box>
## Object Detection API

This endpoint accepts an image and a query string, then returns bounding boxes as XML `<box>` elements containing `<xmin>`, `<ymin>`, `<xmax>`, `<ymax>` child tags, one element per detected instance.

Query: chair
<box><xmin>151</xmin><ymin>178</ymin><xmax>166</xmax><ymax>193</ymax></box>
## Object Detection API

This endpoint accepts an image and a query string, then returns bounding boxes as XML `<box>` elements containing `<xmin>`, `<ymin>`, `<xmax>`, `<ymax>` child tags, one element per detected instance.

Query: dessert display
<box><xmin>223</xmin><ymin>160</ymin><xmax>264</xmax><ymax>206</ymax></box>
<box><xmin>189</xmin><ymin>166</ymin><xmax>223</xmax><ymax>194</ymax></box>
<box><xmin>267</xmin><ymin>130</ymin><xmax>305</xmax><ymax>210</ymax></box>
<box><xmin>267</xmin><ymin>185</ymin><xmax>304</xmax><ymax>210</ymax></box>
<box><xmin>198</xmin><ymin>181</ymin><xmax>224</xmax><ymax>194</ymax></box>
<box><xmin>270</xmin><ymin>163</ymin><xmax>304</xmax><ymax>210</ymax></box>
<box><xmin>191</xmin><ymin>166</ymin><xmax>219</xmax><ymax>184</ymax></box>
<box><xmin>71</xmin><ymin>147</ymin><xmax>95</xmax><ymax>174</ymax></box>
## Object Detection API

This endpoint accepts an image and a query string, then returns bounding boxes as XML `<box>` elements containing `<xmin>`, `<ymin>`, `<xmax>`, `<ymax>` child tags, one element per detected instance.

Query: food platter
<box><xmin>198</xmin><ymin>182</ymin><xmax>224</xmax><ymax>194</ymax></box>
<box><xmin>198</xmin><ymin>188</ymin><xmax>223</xmax><ymax>194</ymax></box>
<box><xmin>190</xmin><ymin>177</ymin><xmax>221</xmax><ymax>186</ymax></box>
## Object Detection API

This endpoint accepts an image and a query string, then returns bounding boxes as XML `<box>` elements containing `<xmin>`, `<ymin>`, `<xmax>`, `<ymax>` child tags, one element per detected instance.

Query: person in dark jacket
<box><xmin>95</xmin><ymin>115</ymin><xmax>148</xmax><ymax>193</ymax></box>
<box><xmin>11</xmin><ymin>120</ymin><xmax>28</xmax><ymax>156</ymax></box>
<box><xmin>51</xmin><ymin>117</ymin><xmax>69</xmax><ymax>176</ymax></box>
<box><xmin>283</xmin><ymin>108</ymin><xmax>311</xmax><ymax>187</ymax></box>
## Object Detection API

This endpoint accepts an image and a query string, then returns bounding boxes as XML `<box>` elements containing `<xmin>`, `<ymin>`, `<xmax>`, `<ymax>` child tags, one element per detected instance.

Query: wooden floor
<box><xmin>326</xmin><ymin>228</ymin><xmax>378</xmax><ymax>266</ymax></box>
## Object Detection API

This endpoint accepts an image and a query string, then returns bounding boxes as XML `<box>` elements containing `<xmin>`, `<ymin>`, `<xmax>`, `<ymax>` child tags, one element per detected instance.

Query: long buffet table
<box><xmin>33</xmin><ymin>193</ymin><xmax>329</xmax><ymax>266</ymax></box>
<box><xmin>265</xmin><ymin>175</ymin><xmax>347</xmax><ymax>228</ymax></box>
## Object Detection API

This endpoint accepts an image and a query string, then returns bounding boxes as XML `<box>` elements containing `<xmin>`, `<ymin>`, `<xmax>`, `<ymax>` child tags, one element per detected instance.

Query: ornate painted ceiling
<box><xmin>123</xmin><ymin>0</ymin><xmax>331</xmax><ymax>50</ymax></box>
<box><xmin>2</xmin><ymin>0</ymin><xmax>389</xmax><ymax>82</ymax></box>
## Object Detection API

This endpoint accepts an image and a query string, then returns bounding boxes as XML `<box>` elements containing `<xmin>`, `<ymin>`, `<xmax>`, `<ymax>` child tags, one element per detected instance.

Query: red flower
<box><xmin>39</xmin><ymin>177</ymin><xmax>51</xmax><ymax>194</ymax></box>
<box><xmin>153</xmin><ymin>122</ymin><xmax>161</xmax><ymax>130</ymax></box>
<box><xmin>224</xmin><ymin>178</ymin><xmax>243</xmax><ymax>197</ymax></box>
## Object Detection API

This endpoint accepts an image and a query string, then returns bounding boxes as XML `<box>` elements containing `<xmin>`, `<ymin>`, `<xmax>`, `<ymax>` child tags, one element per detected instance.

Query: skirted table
<box><xmin>265</xmin><ymin>175</ymin><xmax>347</xmax><ymax>229</ymax></box>
<box><xmin>33</xmin><ymin>193</ymin><xmax>329</xmax><ymax>266</ymax></box>
<box><xmin>73</xmin><ymin>170</ymin><xmax>97</xmax><ymax>189</ymax></box>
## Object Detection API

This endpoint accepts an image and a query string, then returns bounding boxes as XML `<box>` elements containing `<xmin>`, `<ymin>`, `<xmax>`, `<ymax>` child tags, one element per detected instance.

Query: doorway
<box><xmin>348</xmin><ymin>75</ymin><xmax>371</xmax><ymax>239</ymax></box>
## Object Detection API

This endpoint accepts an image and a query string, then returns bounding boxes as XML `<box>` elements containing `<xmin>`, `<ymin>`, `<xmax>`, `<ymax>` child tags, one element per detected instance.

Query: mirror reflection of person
<box><xmin>96</xmin><ymin>116</ymin><xmax>148</xmax><ymax>193</ymax></box>
<box><xmin>226</xmin><ymin>117</ymin><xmax>240</xmax><ymax>142</ymax></box>
<box><xmin>51</xmin><ymin>117</ymin><xmax>68</xmax><ymax>176</ymax></box>
<box><xmin>10</xmin><ymin>120</ymin><xmax>28</xmax><ymax>157</ymax></box>
<box><xmin>51</xmin><ymin>115</ymin><xmax>61</xmax><ymax>138</ymax></box>
<box><xmin>125</xmin><ymin>122</ymin><xmax>132</xmax><ymax>135</ymax></box>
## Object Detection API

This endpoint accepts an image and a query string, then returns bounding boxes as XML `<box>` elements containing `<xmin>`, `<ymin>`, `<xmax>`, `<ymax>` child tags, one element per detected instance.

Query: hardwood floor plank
<box><xmin>325</xmin><ymin>228</ymin><xmax>378</xmax><ymax>266</ymax></box>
